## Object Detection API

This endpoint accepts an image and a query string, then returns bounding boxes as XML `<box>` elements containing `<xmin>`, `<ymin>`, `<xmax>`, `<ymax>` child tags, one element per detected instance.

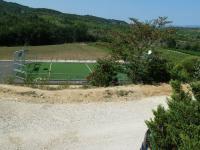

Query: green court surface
<box><xmin>17</xmin><ymin>62</ymin><xmax>129</xmax><ymax>81</ymax></box>
<box><xmin>24</xmin><ymin>62</ymin><xmax>95</xmax><ymax>81</ymax></box>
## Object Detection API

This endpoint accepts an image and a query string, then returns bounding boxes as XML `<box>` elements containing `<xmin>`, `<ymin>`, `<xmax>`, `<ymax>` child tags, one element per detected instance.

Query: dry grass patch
<box><xmin>0</xmin><ymin>84</ymin><xmax>173</xmax><ymax>104</ymax></box>
<box><xmin>0</xmin><ymin>43</ymin><xmax>109</xmax><ymax>60</ymax></box>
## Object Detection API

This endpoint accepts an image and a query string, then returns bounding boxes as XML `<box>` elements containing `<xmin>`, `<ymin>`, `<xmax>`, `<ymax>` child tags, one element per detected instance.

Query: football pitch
<box><xmin>23</xmin><ymin>62</ymin><xmax>96</xmax><ymax>81</ymax></box>
<box><xmin>20</xmin><ymin>62</ymin><xmax>128</xmax><ymax>82</ymax></box>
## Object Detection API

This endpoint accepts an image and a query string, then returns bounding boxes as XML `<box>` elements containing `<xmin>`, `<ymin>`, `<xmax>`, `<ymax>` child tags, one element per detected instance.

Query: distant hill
<box><xmin>181</xmin><ymin>25</ymin><xmax>200</xmax><ymax>28</ymax></box>
<box><xmin>0</xmin><ymin>0</ymin><xmax>128</xmax><ymax>46</ymax></box>
<box><xmin>0</xmin><ymin>0</ymin><xmax>127</xmax><ymax>25</ymax></box>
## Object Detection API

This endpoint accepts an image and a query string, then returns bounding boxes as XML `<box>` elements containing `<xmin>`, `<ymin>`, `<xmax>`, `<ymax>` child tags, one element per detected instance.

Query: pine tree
<box><xmin>146</xmin><ymin>80</ymin><xmax>200</xmax><ymax>149</ymax></box>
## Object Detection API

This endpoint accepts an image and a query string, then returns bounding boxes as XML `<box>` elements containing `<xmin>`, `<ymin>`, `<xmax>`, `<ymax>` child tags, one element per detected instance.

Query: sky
<box><xmin>5</xmin><ymin>0</ymin><xmax>200</xmax><ymax>26</ymax></box>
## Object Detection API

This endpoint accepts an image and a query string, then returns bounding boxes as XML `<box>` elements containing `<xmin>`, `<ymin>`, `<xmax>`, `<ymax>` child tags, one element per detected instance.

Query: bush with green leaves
<box><xmin>190</xmin><ymin>82</ymin><xmax>200</xmax><ymax>101</ymax></box>
<box><xmin>146</xmin><ymin>80</ymin><xmax>200</xmax><ymax>149</ymax></box>
<box><xmin>126</xmin><ymin>56</ymin><xmax>148</xmax><ymax>84</ymax></box>
<box><xmin>146</xmin><ymin>54</ymin><xmax>171</xmax><ymax>83</ymax></box>
<box><xmin>162</xmin><ymin>38</ymin><xmax>177</xmax><ymax>49</ymax></box>
<box><xmin>87</xmin><ymin>59</ymin><xmax>121</xmax><ymax>87</ymax></box>
<box><xmin>170</xmin><ymin>57</ymin><xmax>200</xmax><ymax>82</ymax></box>
<box><xmin>194</xmin><ymin>60</ymin><xmax>200</xmax><ymax>80</ymax></box>
<box><xmin>112</xmin><ymin>17</ymin><xmax>174</xmax><ymax>61</ymax></box>
<box><xmin>126</xmin><ymin>53</ymin><xmax>170</xmax><ymax>84</ymax></box>
<box><xmin>176</xmin><ymin>42</ymin><xmax>200</xmax><ymax>52</ymax></box>
<box><xmin>181</xmin><ymin>57</ymin><xmax>199</xmax><ymax>76</ymax></box>
<box><xmin>170</xmin><ymin>64</ymin><xmax>189</xmax><ymax>82</ymax></box>
<box><xmin>111</xmin><ymin>17</ymin><xmax>174</xmax><ymax>84</ymax></box>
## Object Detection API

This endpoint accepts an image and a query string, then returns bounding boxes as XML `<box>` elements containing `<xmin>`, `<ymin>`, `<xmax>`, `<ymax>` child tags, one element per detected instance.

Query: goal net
<box><xmin>13</xmin><ymin>49</ymin><xmax>27</xmax><ymax>81</ymax></box>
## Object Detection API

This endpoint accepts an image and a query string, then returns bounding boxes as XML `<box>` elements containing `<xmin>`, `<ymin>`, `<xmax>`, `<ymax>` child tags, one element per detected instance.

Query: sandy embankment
<box><xmin>0</xmin><ymin>84</ymin><xmax>171</xmax><ymax>104</ymax></box>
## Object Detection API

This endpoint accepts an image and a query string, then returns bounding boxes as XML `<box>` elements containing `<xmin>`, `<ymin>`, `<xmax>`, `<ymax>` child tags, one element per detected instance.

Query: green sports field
<box><xmin>17</xmin><ymin>62</ymin><xmax>128</xmax><ymax>82</ymax></box>
<box><xmin>23</xmin><ymin>62</ymin><xmax>95</xmax><ymax>81</ymax></box>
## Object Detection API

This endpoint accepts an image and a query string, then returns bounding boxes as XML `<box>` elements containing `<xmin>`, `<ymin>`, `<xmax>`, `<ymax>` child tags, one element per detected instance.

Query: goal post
<box><xmin>13</xmin><ymin>49</ymin><xmax>28</xmax><ymax>81</ymax></box>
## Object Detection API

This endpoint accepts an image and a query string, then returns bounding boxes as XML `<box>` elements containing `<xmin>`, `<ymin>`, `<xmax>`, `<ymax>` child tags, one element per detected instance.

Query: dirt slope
<box><xmin>0</xmin><ymin>84</ymin><xmax>171</xmax><ymax>104</ymax></box>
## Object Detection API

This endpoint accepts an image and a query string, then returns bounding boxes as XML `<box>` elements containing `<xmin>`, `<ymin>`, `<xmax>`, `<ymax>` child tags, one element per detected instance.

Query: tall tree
<box><xmin>111</xmin><ymin>17</ymin><xmax>174</xmax><ymax>83</ymax></box>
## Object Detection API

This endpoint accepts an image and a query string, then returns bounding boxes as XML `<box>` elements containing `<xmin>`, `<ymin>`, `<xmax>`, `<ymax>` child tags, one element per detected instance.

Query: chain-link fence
<box><xmin>12</xmin><ymin>50</ymin><xmax>130</xmax><ymax>84</ymax></box>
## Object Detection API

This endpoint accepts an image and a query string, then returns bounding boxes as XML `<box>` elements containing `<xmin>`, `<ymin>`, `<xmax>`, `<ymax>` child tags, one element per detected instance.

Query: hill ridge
<box><xmin>0</xmin><ymin>0</ymin><xmax>128</xmax><ymax>46</ymax></box>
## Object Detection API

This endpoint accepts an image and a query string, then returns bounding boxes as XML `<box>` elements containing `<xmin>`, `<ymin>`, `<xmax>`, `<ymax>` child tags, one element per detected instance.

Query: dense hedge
<box><xmin>146</xmin><ymin>80</ymin><xmax>200</xmax><ymax>149</ymax></box>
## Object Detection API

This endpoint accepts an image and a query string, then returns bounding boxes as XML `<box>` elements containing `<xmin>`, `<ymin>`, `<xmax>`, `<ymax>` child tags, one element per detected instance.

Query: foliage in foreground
<box><xmin>146</xmin><ymin>80</ymin><xmax>200</xmax><ymax>149</ymax></box>
<box><xmin>87</xmin><ymin>59</ymin><xmax>120</xmax><ymax>87</ymax></box>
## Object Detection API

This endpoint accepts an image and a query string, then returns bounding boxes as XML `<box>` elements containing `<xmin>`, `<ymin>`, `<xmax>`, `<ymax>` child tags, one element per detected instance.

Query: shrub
<box><xmin>111</xmin><ymin>17</ymin><xmax>174</xmax><ymax>84</ymax></box>
<box><xmin>190</xmin><ymin>82</ymin><xmax>200</xmax><ymax>102</ymax></box>
<box><xmin>171</xmin><ymin>57</ymin><xmax>200</xmax><ymax>82</ymax></box>
<box><xmin>194</xmin><ymin>60</ymin><xmax>200</xmax><ymax>80</ymax></box>
<box><xmin>184</xmin><ymin>43</ymin><xmax>191</xmax><ymax>50</ymax></box>
<box><xmin>176</xmin><ymin>41</ymin><xmax>200</xmax><ymax>51</ymax></box>
<box><xmin>126</xmin><ymin>53</ymin><xmax>170</xmax><ymax>84</ymax></box>
<box><xmin>146</xmin><ymin>54</ymin><xmax>171</xmax><ymax>83</ymax></box>
<box><xmin>164</xmin><ymin>38</ymin><xmax>177</xmax><ymax>49</ymax></box>
<box><xmin>191</xmin><ymin>43</ymin><xmax>200</xmax><ymax>51</ymax></box>
<box><xmin>170</xmin><ymin>64</ymin><xmax>189</xmax><ymax>82</ymax></box>
<box><xmin>126</xmin><ymin>57</ymin><xmax>148</xmax><ymax>84</ymax></box>
<box><xmin>180</xmin><ymin>57</ymin><xmax>199</xmax><ymax>75</ymax></box>
<box><xmin>170</xmin><ymin>80</ymin><xmax>181</xmax><ymax>93</ymax></box>
<box><xmin>87</xmin><ymin>59</ymin><xmax>120</xmax><ymax>87</ymax></box>
<box><xmin>146</xmin><ymin>80</ymin><xmax>200</xmax><ymax>149</ymax></box>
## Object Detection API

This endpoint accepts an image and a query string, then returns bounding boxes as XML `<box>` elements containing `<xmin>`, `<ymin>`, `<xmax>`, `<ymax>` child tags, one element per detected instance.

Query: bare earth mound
<box><xmin>0</xmin><ymin>84</ymin><xmax>170</xmax><ymax>150</ymax></box>
<box><xmin>0</xmin><ymin>84</ymin><xmax>171</xmax><ymax>104</ymax></box>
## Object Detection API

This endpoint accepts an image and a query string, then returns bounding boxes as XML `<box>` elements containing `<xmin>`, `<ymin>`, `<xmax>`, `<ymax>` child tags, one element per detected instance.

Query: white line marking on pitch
<box><xmin>48</xmin><ymin>62</ymin><xmax>53</xmax><ymax>78</ymax></box>
<box><xmin>85</xmin><ymin>64</ymin><xmax>92</xmax><ymax>73</ymax></box>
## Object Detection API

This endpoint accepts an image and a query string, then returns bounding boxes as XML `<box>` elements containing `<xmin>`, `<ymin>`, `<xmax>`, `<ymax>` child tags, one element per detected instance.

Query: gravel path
<box><xmin>0</xmin><ymin>96</ymin><xmax>167</xmax><ymax>150</ymax></box>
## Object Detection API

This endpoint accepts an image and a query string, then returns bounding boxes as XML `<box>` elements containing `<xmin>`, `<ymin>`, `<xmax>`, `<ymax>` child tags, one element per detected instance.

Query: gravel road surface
<box><xmin>0</xmin><ymin>96</ymin><xmax>167</xmax><ymax>150</ymax></box>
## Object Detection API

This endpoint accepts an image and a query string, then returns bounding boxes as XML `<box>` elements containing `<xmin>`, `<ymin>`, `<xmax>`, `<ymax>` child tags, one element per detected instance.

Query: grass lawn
<box><xmin>91</xmin><ymin>43</ymin><xmax>200</xmax><ymax>64</ymax></box>
<box><xmin>0</xmin><ymin>43</ymin><xmax>109</xmax><ymax>60</ymax></box>
<box><xmin>172</xmin><ymin>49</ymin><xmax>200</xmax><ymax>56</ymax></box>
<box><xmin>1</xmin><ymin>42</ymin><xmax>199</xmax><ymax>64</ymax></box>
<box><xmin>157</xmin><ymin>49</ymin><xmax>199</xmax><ymax>64</ymax></box>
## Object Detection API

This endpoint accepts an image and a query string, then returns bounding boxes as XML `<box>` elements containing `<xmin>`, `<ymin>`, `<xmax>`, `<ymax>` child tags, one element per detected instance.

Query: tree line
<box><xmin>0</xmin><ymin>13</ymin><xmax>96</xmax><ymax>46</ymax></box>
<box><xmin>0</xmin><ymin>0</ymin><xmax>128</xmax><ymax>46</ymax></box>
